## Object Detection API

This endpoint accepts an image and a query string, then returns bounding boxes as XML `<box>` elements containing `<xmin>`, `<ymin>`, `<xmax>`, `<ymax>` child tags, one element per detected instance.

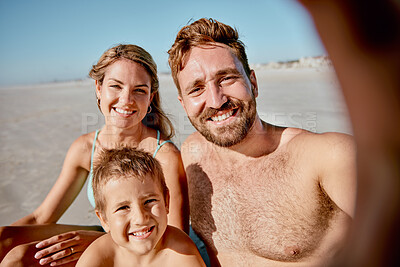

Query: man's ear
<box><xmin>249</xmin><ymin>70</ymin><xmax>258</xmax><ymax>98</ymax></box>
<box><xmin>95</xmin><ymin>209</ymin><xmax>110</xmax><ymax>233</ymax></box>
<box><xmin>177</xmin><ymin>95</ymin><xmax>187</xmax><ymax>113</ymax></box>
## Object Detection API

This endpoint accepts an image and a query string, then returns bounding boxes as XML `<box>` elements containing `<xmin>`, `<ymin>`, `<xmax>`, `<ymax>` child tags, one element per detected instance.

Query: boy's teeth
<box><xmin>211</xmin><ymin>110</ymin><xmax>234</xmax><ymax>122</ymax></box>
<box><xmin>115</xmin><ymin>108</ymin><xmax>134</xmax><ymax>115</ymax></box>
<box><xmin>132</xmin><ymin>227</ymin><xmax>152</xmax><ymax>236</ymax></box>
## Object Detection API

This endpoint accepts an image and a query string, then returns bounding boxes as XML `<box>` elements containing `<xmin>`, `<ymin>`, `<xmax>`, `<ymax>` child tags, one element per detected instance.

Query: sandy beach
<box><xmin>0</xmin><ymin>63</ymin><xmax>352</xmax><ymax>226</ymax></box>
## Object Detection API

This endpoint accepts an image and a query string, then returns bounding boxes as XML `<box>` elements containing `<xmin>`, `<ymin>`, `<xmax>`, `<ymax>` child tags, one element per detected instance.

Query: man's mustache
<box><xmin>200</xmin><ymin>99</ymin><xmax>240</xmax><ymax>120</ymax></box>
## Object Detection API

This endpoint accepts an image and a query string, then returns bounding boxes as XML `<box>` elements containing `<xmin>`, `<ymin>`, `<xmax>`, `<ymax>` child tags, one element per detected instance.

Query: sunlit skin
<box><xmin>176</xmin><ymin>41</ymin><xmax>356</xmax><ymax>266</ymax></box>
<box><xmin>96</xmin><ymin>175</ymin><xmax>169</xmax><ymax>259</ymax></box>
<box><xmin>96</xmin><ymin>59</ymin><xmax>154</xmax><ymax>132</ymax></box>
<box><xmin>177</xmin><ymin>44</ymin><xmax>259</xmax><ymax>147</ymax></box>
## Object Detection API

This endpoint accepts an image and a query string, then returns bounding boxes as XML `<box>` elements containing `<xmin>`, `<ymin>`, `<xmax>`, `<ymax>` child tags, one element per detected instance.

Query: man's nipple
<box><xmin>285</xmin><ymin>246</ymin><xmax>301</xmax><ymax>257</ymax></box>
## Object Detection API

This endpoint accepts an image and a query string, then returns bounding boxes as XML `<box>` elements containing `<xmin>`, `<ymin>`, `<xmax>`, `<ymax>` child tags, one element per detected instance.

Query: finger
<box><xmin>37</xmin><ymin>248</ymin><xmax>71</xmax><ymax>265</ymax></box>
<box><xmin>49</xmin><ymin>252</ymin><xmax>82</xmax><ymax>266</ymax></box>
<box><xmin>35</xmin><ymin>239</ymin><xmax>80</xmax><ymax>259</ymax></box>
<box><xmin>36</xmin><ymin>231</ymin><xmax>78</xmax><ymax>249</ymax></box>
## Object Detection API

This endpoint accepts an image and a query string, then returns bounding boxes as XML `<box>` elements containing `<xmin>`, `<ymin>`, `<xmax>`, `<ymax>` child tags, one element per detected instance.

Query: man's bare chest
<box><xmin>187</xmin><ymin>152</ymin><xmax>340</xmax><ymax>262</ymax></box>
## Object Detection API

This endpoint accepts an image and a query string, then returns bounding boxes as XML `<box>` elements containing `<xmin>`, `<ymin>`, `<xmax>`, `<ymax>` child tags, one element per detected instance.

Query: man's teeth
<box><xmin>115</xmin><ymin>108</ymin><xmax>134</xmax><ymax>115</ymax></box>
<box><xmin>132</xmin><ymin>227</ymin><xmax>152</xmax><ymax>236</ymax></box>
<box><xmin>211</xmin><ymin>110</ymin><xmax>234</xmax><ymax>122</ymax></box>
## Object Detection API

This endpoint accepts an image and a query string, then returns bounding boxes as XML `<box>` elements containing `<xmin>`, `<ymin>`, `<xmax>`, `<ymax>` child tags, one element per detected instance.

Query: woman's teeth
<box><xmin>114</xmin><ymin>108</ymin><xmax>134</xmax><ymax>115</ymax></box>
<box><xmin>211</xmin><ymin>110</ymin><xmax>234</xmax><ymax>122</ymax></box>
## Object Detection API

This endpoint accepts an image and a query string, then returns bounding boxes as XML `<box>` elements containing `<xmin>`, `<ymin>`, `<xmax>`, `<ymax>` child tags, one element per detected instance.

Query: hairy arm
<box><xmin>317</xmin><ymin>132</ymin><xmax>357</xmax><ymax>218</ymax></box>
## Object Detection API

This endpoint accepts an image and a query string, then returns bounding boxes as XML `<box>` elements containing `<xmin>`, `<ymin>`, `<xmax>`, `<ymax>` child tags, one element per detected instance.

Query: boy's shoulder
<box><xmin>76</xmin><ymin>233</ymin><xmax>116</xmax><ymax>267</ymax></box>
<box><xmin>162</xmin><ymin>226</ymin><xmax>206</xmax><ymax>267</ymax></box>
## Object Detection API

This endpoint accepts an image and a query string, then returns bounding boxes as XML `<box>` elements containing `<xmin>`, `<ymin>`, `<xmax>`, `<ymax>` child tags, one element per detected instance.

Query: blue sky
<box><xmin>0</xmin><ymin>0</ymin><xmax>325</xmax><ymax>86</ymax></box>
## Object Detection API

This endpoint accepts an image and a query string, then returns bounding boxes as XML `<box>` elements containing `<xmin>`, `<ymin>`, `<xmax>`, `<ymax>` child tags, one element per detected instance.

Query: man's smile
<box><xmin>209</xmin><ymin>108</ymin><xmax>238</xmax><ymax>122</ymax></box>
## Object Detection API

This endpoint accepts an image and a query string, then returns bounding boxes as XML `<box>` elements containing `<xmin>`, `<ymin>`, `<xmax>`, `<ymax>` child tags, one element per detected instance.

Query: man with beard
<box><xmin>168</xmin><ymin>18</ymin><xmax>356</xmax><ymax>267</ymax></box>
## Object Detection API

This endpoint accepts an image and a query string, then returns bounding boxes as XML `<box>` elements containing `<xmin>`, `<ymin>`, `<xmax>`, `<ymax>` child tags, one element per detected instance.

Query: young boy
<box><xmin>76</xmin><ymin>148</ymin><xmax>205</xmax><ymax>267</ymax></box>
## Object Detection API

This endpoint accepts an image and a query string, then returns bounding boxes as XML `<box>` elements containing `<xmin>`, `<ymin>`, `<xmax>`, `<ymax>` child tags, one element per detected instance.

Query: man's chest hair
<box><xmin>187</xmin><ymin>151</ymin><xmax>339</xmax><ymax>261</ymax></box>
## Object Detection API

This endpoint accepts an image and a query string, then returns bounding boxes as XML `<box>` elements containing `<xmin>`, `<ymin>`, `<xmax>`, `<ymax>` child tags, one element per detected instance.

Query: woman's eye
<box><xmin>110</xmin><ymin>84</ymin><xmax>121</xmax><ymax>89</ymax></box>
<box><xmin>135</xmin><ymin>88</ymin><xmax>146</xmax><ymax>93</ymax></box>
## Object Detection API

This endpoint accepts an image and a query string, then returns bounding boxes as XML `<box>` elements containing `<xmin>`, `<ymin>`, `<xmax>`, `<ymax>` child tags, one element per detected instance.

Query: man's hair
<box><xmin>92</xmin><ymin>147</ymin><xmax>169</xmax><ymax>214</ymax></box>
<box><xmin>89</xmin><ymin>44</ymin><xmax>174</xmax><ymax>139</ymax></box>
<box><xmin>168</xmin><ymin>18</ymin><xmax>251</xmax><ymax>95</ymax></box>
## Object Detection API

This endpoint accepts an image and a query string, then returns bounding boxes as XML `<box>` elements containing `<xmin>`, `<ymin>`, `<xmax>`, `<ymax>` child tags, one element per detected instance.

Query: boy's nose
<box><xmin>131</xmin><ymin>206</ymin><xmax>149</xmax><ymax>225</ymax></box>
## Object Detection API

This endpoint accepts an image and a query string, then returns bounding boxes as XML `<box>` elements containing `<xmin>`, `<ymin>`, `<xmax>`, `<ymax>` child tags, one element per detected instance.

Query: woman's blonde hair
<box><xmin>90</xmin><ymin>44</ymin><xmax>174</xmax><ymax>139</ymax></box>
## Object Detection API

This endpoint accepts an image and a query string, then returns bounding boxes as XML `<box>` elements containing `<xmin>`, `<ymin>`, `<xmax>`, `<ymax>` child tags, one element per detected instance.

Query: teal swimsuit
<box><xmin>86</xmin><ymin>129</ymin><xmax>172</xmax><ymax>208</ymax></box>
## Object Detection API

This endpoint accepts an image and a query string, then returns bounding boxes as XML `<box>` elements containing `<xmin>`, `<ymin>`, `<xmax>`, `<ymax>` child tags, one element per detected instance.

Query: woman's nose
<box><xmin>119</xmin><ymin>89</ymin><xmax>133</xmax><ymax>104</ymax></box>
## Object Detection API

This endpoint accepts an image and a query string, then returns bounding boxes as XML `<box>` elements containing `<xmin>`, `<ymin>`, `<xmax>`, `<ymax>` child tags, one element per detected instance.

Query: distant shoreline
<box><xmin>0</xmin><ymin>56</ymin><xmax>331</xmax><ymax>88</ymax></box>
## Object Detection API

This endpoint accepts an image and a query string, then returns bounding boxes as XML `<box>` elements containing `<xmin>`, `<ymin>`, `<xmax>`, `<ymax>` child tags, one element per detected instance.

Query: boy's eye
<box><xmin>116</xmin><ymin>205</ymin><xmax>129</xmax><ymax>212</ymax></box>
<box><xmin>144</xmin><ymin>199</ymin><xmax>157</xmax><ymax>205</ymax></box>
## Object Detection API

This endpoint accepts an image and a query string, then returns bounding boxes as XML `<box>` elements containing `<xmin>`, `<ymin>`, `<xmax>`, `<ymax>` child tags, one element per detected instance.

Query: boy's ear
<box><xmin>95</xmin><ymin>209</ymin><xmax>110</xmax><ymax>233</ymax></box>
<box><xmin>165</xmin><ymin>191</ymin><xmax>170</xmax><ymax>214</ymax></box>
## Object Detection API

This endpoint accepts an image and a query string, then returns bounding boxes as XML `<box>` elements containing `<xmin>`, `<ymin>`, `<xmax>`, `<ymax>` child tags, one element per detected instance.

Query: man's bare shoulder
<box><xmin>282</xmin><ymin>128</ymin><xmax>354</xmax><ymax>150</ymax></box>
<box><xmin>77</xmin><ymin>233</ymin><xmax>115</xmax><ymax>267</ymax></box>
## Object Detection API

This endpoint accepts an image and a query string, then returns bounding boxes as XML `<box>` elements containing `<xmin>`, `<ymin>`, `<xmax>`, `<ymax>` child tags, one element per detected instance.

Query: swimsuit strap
<box><xmin>153</xmin><ymin>130</ymin><xmax>173</xmax><ymax>158</ymax></box>
<box><xmin>87</xmin><ymin>129</ymin><xmax>100</xmax><ymax>208</ymax></box>
<box><xmin>90</xmin><ymin>129</ymin><xmax>100</xmax><ymax>172</ymax></box>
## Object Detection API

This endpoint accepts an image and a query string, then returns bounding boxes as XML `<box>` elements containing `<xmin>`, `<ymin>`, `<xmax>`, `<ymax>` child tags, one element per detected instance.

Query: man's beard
<box><xmin>188</xmin><ymin>97</ymin><xmax>257</xmax><ymax>147</ymax></box>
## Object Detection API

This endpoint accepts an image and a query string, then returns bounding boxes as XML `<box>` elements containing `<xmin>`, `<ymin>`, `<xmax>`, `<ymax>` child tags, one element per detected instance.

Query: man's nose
<box><xmin>206</xmin><ymin>82</ymin><xmax>227</xmax><ymax>109</ymax></box>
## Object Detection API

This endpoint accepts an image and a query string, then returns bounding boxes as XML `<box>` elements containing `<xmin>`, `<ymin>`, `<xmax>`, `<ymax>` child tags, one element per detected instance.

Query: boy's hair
<box><xmin>92</xmin><ymin>147</ymin><xmax>169</xmax><ymax>214</ymax></box>
<box><xmin>168</xmin><ymin>18</ymin><xmax>251</xmax><ymax>95</ymax></box>
<box><xmin>89</xmin><ymin>44</ymin><xmax>174</xmax><ymax>139</ymax></box>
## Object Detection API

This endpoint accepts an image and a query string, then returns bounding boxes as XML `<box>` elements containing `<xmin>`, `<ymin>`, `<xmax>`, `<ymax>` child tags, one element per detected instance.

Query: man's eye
<box><xmin>220</xmin><ymin>76</ymin><xmax>236</xmax><ymax>84</ymax></box>
<box><xmin>188</xmin><ymin>87</ymin><xmax>202</xmax><ymax>95</ymax></box>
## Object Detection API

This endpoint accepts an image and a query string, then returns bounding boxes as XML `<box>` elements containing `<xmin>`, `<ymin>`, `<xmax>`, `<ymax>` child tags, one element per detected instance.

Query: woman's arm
<box><xmin>155</xmin><ymin>143</ymin><xmax>190</xmax><ymax>234</ymax></box>
<box><xmin>12</xmin><ymin>135</ymin><xmax>91</xmax><ymax>226</ymax></box>
<box><xmin>1</xmin><ymin>134</ymin><xmax>106</xmax><ymax>266</ymax></box>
